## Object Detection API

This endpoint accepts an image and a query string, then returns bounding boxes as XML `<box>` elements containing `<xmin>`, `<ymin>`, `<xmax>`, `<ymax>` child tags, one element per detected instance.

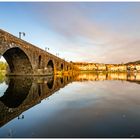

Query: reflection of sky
<box><xmin>0</xmin><ymin>79</ymin><xmax>140</xmax><ymax>137</ymax></box>
<box><xmin>0</xmin><ymin>2</ymin><xmax>140</xmax><ymax>63</ymax></box>
<box><xmin>0</xmin><ymin>82</ymin><xmax>8</xmax><ymax>97</ymax></box>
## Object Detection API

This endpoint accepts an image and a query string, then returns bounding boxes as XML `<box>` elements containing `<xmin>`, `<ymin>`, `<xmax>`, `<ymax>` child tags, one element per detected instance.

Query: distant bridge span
<box><xmin>0</xmin><ymin>29</ymin><xmax>77</xmax><ymax>75</ymax></box>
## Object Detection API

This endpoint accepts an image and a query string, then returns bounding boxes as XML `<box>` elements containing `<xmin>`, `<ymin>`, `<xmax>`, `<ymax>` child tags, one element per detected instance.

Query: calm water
<box><xmin>0</xmin><ymin>72</ymin><xmax>140</xmax><ymax>138</ymax></box>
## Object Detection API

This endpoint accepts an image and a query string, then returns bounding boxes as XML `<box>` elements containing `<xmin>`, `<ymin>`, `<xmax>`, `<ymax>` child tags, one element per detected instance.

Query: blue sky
<box><xmin>0</xmin><ymin>2</ymin><xmax>140</xmax><ymax>64</ymax></box>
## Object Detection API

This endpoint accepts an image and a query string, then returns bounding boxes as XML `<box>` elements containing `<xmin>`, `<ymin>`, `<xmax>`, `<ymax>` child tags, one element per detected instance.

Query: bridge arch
<box><xmin>67</xmin><ymin>65</ymin><xmax>69</xmax><ymax>71</ymax></box>
<box><xmin>2</xmin><ymin>47</ymin><xmax>33</xmax><ymax>75</ymax></box>
<box><xmin>38</xmin><ymin>55</ymin><xmax>42</xmax><ymax>69</ymax></box>
<box><xmin>61</xmin><ymin>63</ymin><xmax>64</xmax><ymax>71</ymax></box>
<box><xmin>47</xmin><ymin>60</ymin><xmax>54</xmax><ymax>74</ymax></box>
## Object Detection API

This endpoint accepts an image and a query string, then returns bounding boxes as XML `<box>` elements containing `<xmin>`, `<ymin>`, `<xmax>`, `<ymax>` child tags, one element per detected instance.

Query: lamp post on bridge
<box><xmin>45</xmin><ymin>47</ymin><xmax>49</xmax><ymax>52</ymax></box>
<box><xmin>19</xmin><ymin>32</ymin><xmax>25</xmax><ymax>39</ymax></box>
<box><xmin>56</xmin><ymin>53</ymin><xmax>59</xmax><ymax>57</ymax></box>
<box><xmin>18</xmin><ymin>114</ymin><xmax>24</xmax><ymax>119</ymax></box>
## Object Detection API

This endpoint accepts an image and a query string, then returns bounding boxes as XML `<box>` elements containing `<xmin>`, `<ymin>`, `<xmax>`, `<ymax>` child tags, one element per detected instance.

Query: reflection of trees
<box><xmin>0</xmin><ymin>61</ymin><xmax>8</xmax><ymax>83</ymax></box>
<box><xmin>0</xmin><ymin>62</ymin><xmax>7</xmax><ymax>71</ymax></box>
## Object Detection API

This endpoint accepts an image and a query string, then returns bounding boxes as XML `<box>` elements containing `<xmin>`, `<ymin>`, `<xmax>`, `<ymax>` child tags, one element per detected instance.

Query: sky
<box><xmin>0</xmin><ymin>2</ymin><xmax>140</xmax><ymax>64</ymax></box>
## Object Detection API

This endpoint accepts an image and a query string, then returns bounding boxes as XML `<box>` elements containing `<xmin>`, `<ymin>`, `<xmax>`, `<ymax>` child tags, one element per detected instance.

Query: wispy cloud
<box><xmin>28</xmin><ymin>2</ymin><xmax>140</xmax><ymax>63</ymax></box>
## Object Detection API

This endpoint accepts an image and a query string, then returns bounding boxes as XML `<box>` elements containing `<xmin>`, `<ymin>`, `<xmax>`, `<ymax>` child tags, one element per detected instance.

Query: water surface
<box><xmin>0</xmin><ymin>73</ymin><xmax>140</xmax><ymax>138</ymax></box>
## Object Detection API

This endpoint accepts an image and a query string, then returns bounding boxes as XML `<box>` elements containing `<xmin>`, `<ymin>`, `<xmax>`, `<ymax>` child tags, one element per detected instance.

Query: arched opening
<box><xmin>3</xmin><ymin>47</ymin><xmax>33</xmax><ymax>75</ymax></box>
<box><xmin>47</xmin><ymin>60</ymin><xmax>54</xmax><ymax>75</ymax></box>
<box><xmin>61</xmin><ymin>63</ymin><xmax>64</xmax><ymax>71</ymax></box>
<box><xmin>38</xmin><ymin>55</ymin><xmax>41</xmax><ymax>69</ymax></box>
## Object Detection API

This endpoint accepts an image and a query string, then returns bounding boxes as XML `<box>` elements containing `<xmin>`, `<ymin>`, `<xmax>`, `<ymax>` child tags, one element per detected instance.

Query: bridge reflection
<box><xmin>0</xmin><ymin>72</ymin><xmax>140</xmax><ymax>127</ymax></box>
<box><xmin>0</xmin><ymin>75</ymin><xmax>73</xmax><ymax>127</ymax></box>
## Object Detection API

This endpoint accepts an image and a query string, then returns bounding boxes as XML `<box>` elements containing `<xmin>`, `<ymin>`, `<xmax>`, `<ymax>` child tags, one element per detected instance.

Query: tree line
<box><xmin>0</xmin><ymin>61</ymin><xmax>8</xmax><ymax>71</ymax></box>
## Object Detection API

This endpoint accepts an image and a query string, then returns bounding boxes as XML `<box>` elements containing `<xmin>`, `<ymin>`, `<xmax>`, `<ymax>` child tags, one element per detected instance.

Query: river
<box><xmin>0</xmin><ymin>72</ymin><xmax>140</xmax><ymax>138</ymax></box>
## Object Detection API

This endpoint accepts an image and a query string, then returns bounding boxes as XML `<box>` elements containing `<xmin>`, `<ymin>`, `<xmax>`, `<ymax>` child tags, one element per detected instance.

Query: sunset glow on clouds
<box><xmin>0</xmin><ymin>2</ymin><xmax>140</xmax><ymax>64</ymax></box>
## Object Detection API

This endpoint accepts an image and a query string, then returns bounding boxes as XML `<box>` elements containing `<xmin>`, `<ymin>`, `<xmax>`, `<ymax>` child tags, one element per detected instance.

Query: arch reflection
<box><xmin>47</xmin><ymin>76</ymin><xmax>54</xmax><ymax>89</ymax></box>
<box><xmin>0</xmin><ymin>75</ymin><xmax>73</xmax><ymax>127</ymax></box>
<box><xmin>0</xmin><ymin>77</ymin><xmax>32</xmax><ymax>108</ymax></box>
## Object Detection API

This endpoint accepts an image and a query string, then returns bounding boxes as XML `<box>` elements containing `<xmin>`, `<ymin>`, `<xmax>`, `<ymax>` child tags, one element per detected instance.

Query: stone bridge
<box><xmin>0</xmin><ymin>75</ymin><xmax>76</xmax><ymax>127</ymax></box>
<box><xmin>0</xmin><ymin>29</ymin><xmax>77</xmax><ymax>75</ymax></box>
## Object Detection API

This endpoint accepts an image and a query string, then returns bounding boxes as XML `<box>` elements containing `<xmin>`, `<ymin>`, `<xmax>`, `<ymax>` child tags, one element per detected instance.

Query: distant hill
<box><xmin>126</xmin><ymin>60</ymin><xmax>140</xmax><ymax>65</ymax></box>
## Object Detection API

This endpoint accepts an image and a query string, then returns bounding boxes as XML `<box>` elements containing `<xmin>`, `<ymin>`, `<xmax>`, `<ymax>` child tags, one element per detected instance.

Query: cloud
<box><xmin>29</xmin><ymin>2</ymin><xmax>140</xmax><ymax>63</ymax></box>
<box><xmin>101</xmin><ymin>38</ymin><xmax>140</xmax><ymax>64</ymax></box>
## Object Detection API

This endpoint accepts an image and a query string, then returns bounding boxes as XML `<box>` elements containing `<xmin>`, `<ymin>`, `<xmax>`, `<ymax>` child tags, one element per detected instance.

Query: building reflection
<box><xmin>75</xmin><ymin>72</ymin><xmax>140</xmax><ymax>83</ymax></box>
<box><xmin>0</xmin><ymin>72</ymin><xmax>140</xmax><ymax>127</ymax></box>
